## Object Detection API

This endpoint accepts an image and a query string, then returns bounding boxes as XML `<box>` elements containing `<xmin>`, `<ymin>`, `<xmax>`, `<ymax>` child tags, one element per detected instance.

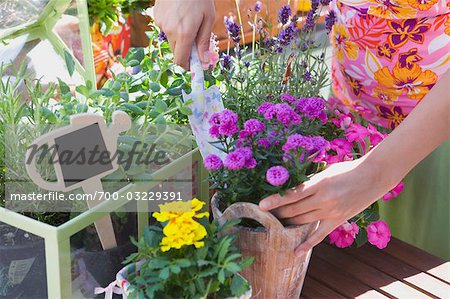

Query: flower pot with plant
<box><xmin>192</xmin><ymin>1</ymin><xmax>403</xmax><ymax>297</ymax></box>
<box><xmin>116</xmin><ymin>199</ymin><xmax>253</xmax><ymax>299</ymax></box>
<box><xmin>0</xmin><ymin>29</ymin><xmax>202</xmax><ymax>296</ymax></box>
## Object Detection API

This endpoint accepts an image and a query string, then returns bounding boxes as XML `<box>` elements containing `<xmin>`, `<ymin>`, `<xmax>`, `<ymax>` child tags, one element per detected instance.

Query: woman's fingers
<box><xmin>174</xmin><ymin>33</ymin><xmax>196</xmax><ymax>70</ymax></box>
<box><xmin>271</xmin><ymin>195</ymin><xmax>317</xmax><ymax>219</ymax></box>
<box><xmin>294</xmin><ymin>220</ymin><xmax>338</xmax><ymax>257</ymax></box>
<box><xmin>196</xmin><ymin>13</ymin><xmax>216</xmax><ymax>68</ymax></box>
<box><xmin>259</xmin><ymin>180</ymin><xmax>318</xmax><ymax>211</ymax></box>
<box><xmin>282</xmin><ymin>210</ymin><xmax>323</xmax><ymax>226</ymax></box>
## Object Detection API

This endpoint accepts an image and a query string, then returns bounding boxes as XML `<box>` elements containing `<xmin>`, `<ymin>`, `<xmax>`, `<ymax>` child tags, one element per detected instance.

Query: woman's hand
<box><xmin>153</xmin><ymin>0</ymin><xmax>216</xmax><ymax>70</ymax></box>
<box><xmin>259</xmin><ymin>157</ymin><xmax>394</xmax><ymax>257</ymax></box>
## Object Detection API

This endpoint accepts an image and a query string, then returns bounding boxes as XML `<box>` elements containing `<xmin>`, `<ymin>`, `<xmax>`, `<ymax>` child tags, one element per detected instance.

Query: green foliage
<box><xmin>87</xmin><ymin>0</ymin><xmax>152</xmax><ymax>34</ymax></box>
<box><xmin>124</xmin><ymin>220</ymin><xmax>253</xmax><ymax>299</ymax></box>
<box><xmin>210</xmin><ymin>7</ymin><xmax>330</xmax><ymax>122</ymax></box>
<box><xmin>0</xmin><ymin>27</ymin><xmax>192</xmax><ymax>225</ymax></box>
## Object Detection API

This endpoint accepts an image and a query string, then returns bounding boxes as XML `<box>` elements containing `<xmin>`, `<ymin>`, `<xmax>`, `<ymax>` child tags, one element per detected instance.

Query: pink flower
<box><xmin>266</xmin><ymin>166</ymin><xmax>289</xmax><ymax>186</ymax></box>
<box><xmin>280</xmin><ymin>93</ymin><xmax>296</xmax><ymax>103</ymax></box>
<box><xmin>243</xmin><ymin>119</ymin><xmax>265</xmax><ymax>135</ymax></box>
<box><xmin>204</xmin><ymin>154</ymin><xmax>223</xmax><ymax>170</ymax></box>
<box><xmin>345</xmin><ymin>123</ymin><xmax>369</xmax><ymax>143</ymax></box>
<box><xmin>203</xmin><ymin>34</ymin><xmax>220</xmax><ymax>69</ymax></box>
<box><xmin>366</xmin><ymin>220</ymin><xmax>391</xmax><ymax>249</ymax></box>
<box><xmin>328</xmin><ymin>222</ymin><xmax>359</xmax><ymax>248</ymax></box>
<box><xmin>367</xmin><ymin>124</ymin><xmax>386</xmax><ymax>147</ymax></box>
<box><xmin>326</xmin><ymin>138</ymin><xmax>354</xmax><ymax>164</ymax></box>
<box><xmin>382</xmin><ymin>182</ymin><xmax>404</xmax><ymax>201</ymax></box>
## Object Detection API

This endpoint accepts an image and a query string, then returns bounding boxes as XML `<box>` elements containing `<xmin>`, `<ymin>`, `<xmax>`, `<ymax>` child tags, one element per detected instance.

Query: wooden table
<box><xmin>302</xmin><ymin>238</ymin><xmax>450</xmax><ymax>298</ymax></box>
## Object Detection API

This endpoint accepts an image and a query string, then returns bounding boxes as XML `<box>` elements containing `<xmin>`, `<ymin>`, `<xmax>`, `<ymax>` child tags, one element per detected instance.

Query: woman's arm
<box><xmin>259</xmin><ymin>69</ymin><xmax>450</xmax><ymax>256</ymax></box>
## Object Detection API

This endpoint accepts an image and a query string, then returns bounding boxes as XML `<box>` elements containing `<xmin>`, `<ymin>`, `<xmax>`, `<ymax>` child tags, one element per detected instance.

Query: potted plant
<box><xmin>196</xmin><ymin>2</ymin><xmax>403</xmax><ymax>297</ymax></box>
<box><xmin>87</xmin><ymin>0</ymin><xmax>152</xmax><ymax>87</ymax></box>
<box><xmin>116</xmin><ymin>198</ymin><xmax>253</xmax><ymax>299</ymax></box>
<box><xmin>0</xmin><ymin>28</ymin><xmax>200</xmax><ymax>297</ymax></box>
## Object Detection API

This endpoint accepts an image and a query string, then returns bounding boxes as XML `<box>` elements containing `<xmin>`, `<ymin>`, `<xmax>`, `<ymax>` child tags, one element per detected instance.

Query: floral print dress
<box><xmin>331</xmin><ymin>0</ymin><xmax>450</xmax><ymax>129</ymax></box>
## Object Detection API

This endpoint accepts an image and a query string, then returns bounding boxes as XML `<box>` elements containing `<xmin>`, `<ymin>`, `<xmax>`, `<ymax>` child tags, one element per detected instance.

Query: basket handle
<box><xmin>212</xmin><ymin>195</ymin><xmax>284</xmax><ymax>231</ymax></box>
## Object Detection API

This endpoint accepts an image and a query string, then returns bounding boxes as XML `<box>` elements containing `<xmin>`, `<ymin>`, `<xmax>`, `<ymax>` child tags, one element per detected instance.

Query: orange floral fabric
<box><xmin>331</xmin><ymin>0</ymin><xmax>450</xmax><ymax>129</ymax></box>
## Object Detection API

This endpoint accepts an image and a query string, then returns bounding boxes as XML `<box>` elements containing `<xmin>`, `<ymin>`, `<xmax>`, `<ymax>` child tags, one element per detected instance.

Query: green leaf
<box><xmin>218</xmin><ymin>269</ymin><xmax>225</xmax><ymax>283</ymax></box>
<box><xmin>169</xmin><ymin>265</ymin><xmax>181</xmax><ymax>274</ymax></box>
<box><xmin>225</xmin><ymin>262</ymin><xmax>241</xmax><ymax>273</ymax></box>
<box><xmin>160</xmin><ymin>72</ymin><xmax>169</xmax><ymax>87</ymax></box>
<box><xmin>128</xmin><ymin>59</ymin><xmax>140</xmax><ymax>67</ymax></box>
<box><xmin>57</xmin><ymin>78</ymin><xmax>70</xmax><ymax>95</ymax></box>
<box><xmin>154</xmin><ymin>99</ymin><xmax>167</xmax><ymax>113</ymax></box>
<box><xmin>123</xmin><ymin>103</ymin><xmax>145</xmax><ymax>115</ymax></box>
<box><xmin>159</xmin><ymin>267</ymin><xmax>170</xmax><ymax>280</ymax></box>
<box><xmin>64</xmin><ymin>50</ymin><xmax>75</xmax><ymax>77</ymax></box>
<box><xmin>149</xmin><ymin>82</ymin><xmax>161</xmax><ymax>92</ymax></box>
<box><xmin>149</xmin><ymin>70</ymin><xmax>159</xmax><ymax>82</ymax></box>
<box><xmin>176</xmin><ymin>259</ymin><xmax>192</xmax><ymax>268</ymax></box>
<box><xmin>355</xmin><ymin>229</ymin><xmax>368</xmax><ymax>248</ymax></box>
<box><xmin>230</xmin><ymin>275</ymin><xmax>248</xmax><ymax>297</ymax></box>
<box><xmin>75</xmin><ymin>85</ymin><xmax>90</xmax><ymax>97</ymax></box>
<box><xmin>179</xmin><ymin>106</ymin><xmax>192</xmax><ymax>115</ymax></box>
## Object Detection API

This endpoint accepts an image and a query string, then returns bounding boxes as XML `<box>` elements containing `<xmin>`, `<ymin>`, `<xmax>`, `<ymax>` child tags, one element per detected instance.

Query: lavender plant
<box><xmin>209</xmin><ymin>1</ymin><xmax>332</xmax><ymax>122</ymax></box>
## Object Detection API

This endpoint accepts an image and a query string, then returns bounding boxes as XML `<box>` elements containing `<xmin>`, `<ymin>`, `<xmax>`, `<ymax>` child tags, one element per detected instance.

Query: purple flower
<box><xmin>304</xmin><ymin>71</ymin><xmax>312</xmax><ymax>81</ymax></box>
<box><xmin>283</xmin><ymin>134</ymin><xmax>314</xmax><ymax>153</ymax></box>
<box><xmin>311</xmin><ymin>0</ymin><xmax>319</xmax><ymax>12</ymax></box>
<box><xmin>263</xmin><ymin>37</ymin><xmax>276</xmax><ymax>50</ymax></box>
<box><xmin>254</xmin><ymin>1</ymin><xmax>262</xmax><ymax>13</ymax></box>
<box><xmin>158</xmin><ymin>31</ymin><xmax>168</xmax><ymax>42</ymax></box>
<box><xmin>266</xmin><ymin>166</ymin><xmax>290</xmax><ymax>186</ymax></box>
<box><xmin>320</xmin><ymin>0</ymin><xmax>331</xmax><ymax>5</ymax></box>
<box><xmin>280</xmin><ymin>93</ymin><xmax>296</xmax><ymax>103</ymax></box>
<box><xmin>264</xmin><ymin>103</ymin><xmax>302</xmax><ymax>127</ymax></box>
<box><xmin>278</xmin><ymin>5</ymin><xmax>292</xmax><ymax>25</ymax></box>
<box><xmin>209</xmin><ymin>109</ymin><xmax>239</xmax><ymax>137</ymax></box>
<box><xmin>221</xmin><ymin>55</ymin><xmax>233</xmax><ymax>70</ymax></box>
<box><xmin>244</xmin><ymin>119</ymin><xmax>265</xmax><ymax>135</ymax></box>
<box><xmin>303</xmin><ymin>11</ymin><xmax>315</xmax><ymax>32</ymax></box>
<box><xmin>257</xmin><ymin>102</ymin><xmax>274</xmax><ymax>115</ymax></box>
<box><xmin>325</xmin><ymin>11</ymin><xmax>336</xmax><ymax>32</ymax></box>
<box><xmin>204</xmin><ymin>154</ymin><xmax>223</xmax><ymax>170</ymax></box>
<box><xmin>310</xmin><ymin>136</ymin><xmax>330</xmax><ymax>162</ymax></box>
<box><xmin>278</xmin><ymin>23</ymin><xmax>297</xmax><ymax>47</ymax></box>
<box><xmin>296</xmin><ymin>97</ymin><xmax>326</xmax><ymax>119</ymax></box>
<box><xmin>224</xmin><ymin>151</ymin><xmax>246</xmax><ymax>170</ymax></box>
<box><xmin>224</xmin><ymin>147</ymin><xmax>256</xmax><ymax>170</ymax></box>
<box><xmin>257</xmin><ymin>138</ymin><xmax>271</xmax><ymax>148</ymax></box>
<box><xmin>209</xmin><ymin>125</ymin><xmax>220</xmax><ymax>138</ymax></box>
<box><xmin>224</xmin><ymin>17</ymin><xmax>241</xmax><ymax>44</ymax></box>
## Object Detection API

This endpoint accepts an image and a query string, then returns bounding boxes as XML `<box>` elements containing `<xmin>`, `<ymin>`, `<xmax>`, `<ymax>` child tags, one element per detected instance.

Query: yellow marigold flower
<box><xmin>152</xmin><ymin>199</ymin><xmax>209</xmax><ymax>252</ymax></box>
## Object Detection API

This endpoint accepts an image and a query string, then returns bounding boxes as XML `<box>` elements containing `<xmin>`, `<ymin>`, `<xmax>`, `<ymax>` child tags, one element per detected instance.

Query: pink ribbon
<box><xmin>94</xmin><ymin>281</ymin><xmax>125</xmax><ymax>299</ymax></box>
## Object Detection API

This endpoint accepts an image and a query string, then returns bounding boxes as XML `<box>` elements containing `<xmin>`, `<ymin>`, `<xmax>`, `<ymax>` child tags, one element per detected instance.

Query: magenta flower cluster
<box><xmin>204</xmin><ymin>154</ymin><xmax>223</xmax><ymax>171</ymax></box>
<box><xmin>260</xmin><ymin>103</ymin><xmax>302</xmax><ymax>127</ymax></box>
<box><xmin>209</xmin><ymin>109</ymin><xmax>239</xmax><ymax>138</ymax></box>
<box><xmin>266</xmin><ymin>166</ymin><xmax>290</xmax><ymax>186</ymax></box>
<box><xmin>282</xmin><ymin>134</ymin><xmax>329</xmax><ymax>162</ymax></box>
<box><xmin>224</xmin><ymin>147</ymin><xmax>257</xmax><ymax>170</ymax></box>
<box><xmin>295</xmin><ymin>97</ymin><xmax>327</xmax><ymax>123</ymax></box>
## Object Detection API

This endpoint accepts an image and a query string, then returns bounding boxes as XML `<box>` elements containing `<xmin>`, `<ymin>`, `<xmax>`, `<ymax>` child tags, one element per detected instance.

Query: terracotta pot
<box><xmin>211</xmin><ymin>194</ymin><xmax>317</xmax><ymax>299</ymax></box>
